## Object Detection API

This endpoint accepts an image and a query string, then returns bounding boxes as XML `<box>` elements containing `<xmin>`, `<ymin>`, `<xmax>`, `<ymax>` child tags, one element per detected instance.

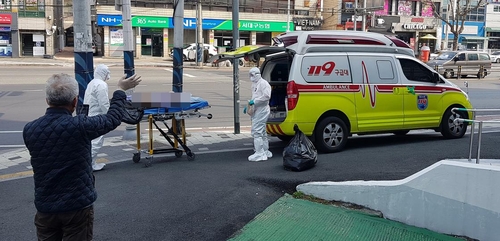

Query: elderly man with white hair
<box><xmin>23</xmin><ymin>72</ymin><xmax>141</xmax><ymax>240</ymax></box>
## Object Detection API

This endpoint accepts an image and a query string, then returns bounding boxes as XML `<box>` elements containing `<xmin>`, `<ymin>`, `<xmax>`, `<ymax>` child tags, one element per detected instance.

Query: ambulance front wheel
<box><xmin>314</xmin><ymin>116</ymin><xmax>348</xmax><ymax>153</ymax></box>
<box><xmin>440</xmin><ymin>108</ymin><xmax>467</xmax><ymax>139</ymax></box>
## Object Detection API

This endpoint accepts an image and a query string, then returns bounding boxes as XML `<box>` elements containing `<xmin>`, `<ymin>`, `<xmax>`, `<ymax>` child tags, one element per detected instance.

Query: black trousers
<box><xmin>34</xmin><ymin>205</ymin><xmax>94</xmax><ymax>241</ymax></box>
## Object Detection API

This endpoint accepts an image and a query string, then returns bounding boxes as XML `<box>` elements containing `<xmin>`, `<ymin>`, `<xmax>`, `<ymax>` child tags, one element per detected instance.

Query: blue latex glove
<box><xmin>243</xmin><ymin>106</ymin><xmax>247</xmax><ymax>114</ymax></box>
<box><xmin>249</xmin><ymin>100</ymin><xmax>254</xmax><ymax>105</ymax></box>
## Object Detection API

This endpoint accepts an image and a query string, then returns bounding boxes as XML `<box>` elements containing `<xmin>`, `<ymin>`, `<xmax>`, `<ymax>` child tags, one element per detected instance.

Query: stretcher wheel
<box><xmin>187</xmin><ymin>152</ymin><xmax>195</xmax><ymax>161</ymax></box>
<box><xmin>207</xmin><ymin>114</ymin><xmax>213</xmax><ymax>119</ymax></box>
<box><xmin>133</xmin><ymin>152</ymin><xmax>141</xmax><ymax>163</ymax></box>
<box><xmin>175</xmin><ymin>150</ymin><xmax>183</xmax><ymax>158</ymax></box>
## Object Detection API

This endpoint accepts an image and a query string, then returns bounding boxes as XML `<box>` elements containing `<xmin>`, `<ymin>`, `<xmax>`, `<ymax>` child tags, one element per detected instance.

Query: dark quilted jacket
<box><xmin>23</xmin><ymin>90</ymin><xmax>127</xmax><ymax>213</ymax></box>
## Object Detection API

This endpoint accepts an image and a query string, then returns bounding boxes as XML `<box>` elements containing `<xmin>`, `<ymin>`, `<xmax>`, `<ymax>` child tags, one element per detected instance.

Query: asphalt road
<box><xmin>0</xmin><ymin>66</ymin><xmax>254</xmax><ymax>150</ymax></box>
<box><xmin>1</xmin><ymin>65</ymin><xmax>500</xmax><ymax>240</ymax></box>
<box><xmin>2</xmin><ymin>130</ymin><xmax>500</xmax><ymax>240</ymax></box>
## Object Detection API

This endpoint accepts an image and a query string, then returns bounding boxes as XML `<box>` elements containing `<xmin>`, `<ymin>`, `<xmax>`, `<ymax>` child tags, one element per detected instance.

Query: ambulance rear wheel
<box><xmin>315</xmin><ymin>116</ymin><xmax>348</xmax><ymax>153</ymax></box>
<box><xmin>440</xmin><ymin>108</ymin><xmax>467</xmax><ymax>139</ymax></box>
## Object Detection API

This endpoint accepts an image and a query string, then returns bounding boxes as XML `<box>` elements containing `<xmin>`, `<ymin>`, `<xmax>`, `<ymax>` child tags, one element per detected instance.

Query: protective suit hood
<box><xmin>249</xmin><ymin>67</ymin><xmax>261</xmax><ymax>83</ymax></box>
<box><xmin>94</xmin><ymin>64</ymin><xmax>110</xmax><ymax>81</ymax></box>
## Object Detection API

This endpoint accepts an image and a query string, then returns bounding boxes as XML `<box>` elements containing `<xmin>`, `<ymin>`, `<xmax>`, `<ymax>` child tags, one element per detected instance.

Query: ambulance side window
<box><xmin>398</xmin><ymin>58</ymin><xmax>434</xmax><ymax>83</ymax></box>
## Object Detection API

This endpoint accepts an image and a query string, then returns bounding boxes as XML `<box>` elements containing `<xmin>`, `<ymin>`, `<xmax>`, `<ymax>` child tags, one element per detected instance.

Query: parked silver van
<box><xmin>426</xmin><ymin>51</ymin><xmax>491</xmax><ymax>78</ymax></box>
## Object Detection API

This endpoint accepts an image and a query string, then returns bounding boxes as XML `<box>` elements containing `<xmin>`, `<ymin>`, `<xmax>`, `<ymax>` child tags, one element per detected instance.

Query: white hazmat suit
<box><xmin>83</xmin><ymin>64</ymin><xmax>111</xmax><ymax>171</ymax></box>
<box><xmin>248</xmin><ymin>67</ymin><xmax>272</xmax><ymax>162</ymax></box>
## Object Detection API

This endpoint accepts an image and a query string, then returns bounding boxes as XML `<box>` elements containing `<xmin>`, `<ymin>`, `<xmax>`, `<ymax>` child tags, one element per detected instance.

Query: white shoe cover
<box><xmin>93</xmin><ymin>163</ymin><xmax>106</xmax><ymax>171</ymax></box>
<box><xmin>248</xmin><ymin>137</ymin><xmax>268</xmax><ymax>162</ymax></box>
<box><xmin>266</xmin><ymin>151</ymin><xmax>273</xmax><ymax>158</ymax></box>
<box><xmin>248</xmin><ymin>153</ymin><xmax>267</xmax><ymax>162</ymax></box>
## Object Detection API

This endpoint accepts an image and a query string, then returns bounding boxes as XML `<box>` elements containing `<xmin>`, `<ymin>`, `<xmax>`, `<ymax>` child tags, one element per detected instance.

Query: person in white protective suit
<box><xmin>83</xmin><ymin>64</ymin><xmax>111</xmax><ymax>171</ymax></box>
<box><xmin>247</xmin><ymin>67</ymin><xmax>272</xmax><ymax>162</ymax></box>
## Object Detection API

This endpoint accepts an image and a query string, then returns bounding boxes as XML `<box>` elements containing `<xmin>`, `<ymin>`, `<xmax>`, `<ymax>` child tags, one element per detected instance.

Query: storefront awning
<box><xmin>486</xmin><ymin>27</ymin><xmax>500</xmax><ymax>32</ymax></box>
<box><xmin>460</xmin><ymin>36</ymin><xmax>489</xmax><ymax>41</ymax></box>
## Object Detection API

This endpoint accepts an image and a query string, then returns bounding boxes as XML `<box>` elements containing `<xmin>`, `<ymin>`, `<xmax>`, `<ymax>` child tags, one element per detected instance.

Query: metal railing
<box><xmin>452</xmin><ymin>108</ymin><xmax>500</xmax><ymax>164</ymax></box>
<box><xmin>433</xmin><ymin>65</ymin><xmax>488</xmax><ymax>80</ymax></box>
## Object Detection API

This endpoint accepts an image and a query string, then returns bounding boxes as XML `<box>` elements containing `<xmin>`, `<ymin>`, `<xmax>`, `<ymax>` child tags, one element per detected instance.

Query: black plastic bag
<box><xmin>283</xmin><ymin>124</ymin><xmax>318</xmax><ymax>172</ymax></box>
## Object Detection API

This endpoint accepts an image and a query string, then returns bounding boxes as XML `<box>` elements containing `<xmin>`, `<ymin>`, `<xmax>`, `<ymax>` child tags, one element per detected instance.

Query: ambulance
<box><xmin>222</xmin><ymin>31</ymin><xmax>473</xmax><ymax>153</ymax></box>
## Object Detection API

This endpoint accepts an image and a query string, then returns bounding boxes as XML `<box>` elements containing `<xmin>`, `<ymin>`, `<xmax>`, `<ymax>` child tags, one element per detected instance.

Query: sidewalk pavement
<box><xmin>0</xmin><ymin>47</ymin><xmax>249</xmax><ymax>69</ymax></box>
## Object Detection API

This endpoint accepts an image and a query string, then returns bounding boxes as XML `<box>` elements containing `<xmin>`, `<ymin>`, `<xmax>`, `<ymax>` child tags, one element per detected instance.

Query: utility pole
<box><xmin>55</xmin><ymin>0</ymin><xmax>64</xmax><ymax>52</ymax></box>
<box><xmin>232</xmin><ymin>0</ymin><xmax>240</xmax><ymax>134</ymax></box>
<box><xmin>120</xmin><ymin>0</ymin><xmax>137</xmax><ymax>140</ymax></box>
<box><xmin>172</xmin><ymin>0</ymin><xmax>184</xmax><ymax>93</ymax></box>
<box><xmin>122</xmin><ymin>0</ymin><xmax>135</xmax><ymax>78</ymax></box>
<box><xmin>353</xmin><ymin>0</ymin><xmax>358</xmax><ymax>31</ymax></box>
<box><xmin>287</xmin><ymin>0</ymin><xmax>291</xmax><ymax>32</ymax></box>
<box><xmin>73</xmin><ymin>0</ymin><xmax>94</xmax><ymax>110</ymax></box>
<box><xmin>361</xmin><ymin>0</ymin><xmax>366</xmax><ymax>31</ymax></box>
<box><xmin>196</xmin><ymin>0</ymin><xmax>203</xmax><ymax>67</ymax></box>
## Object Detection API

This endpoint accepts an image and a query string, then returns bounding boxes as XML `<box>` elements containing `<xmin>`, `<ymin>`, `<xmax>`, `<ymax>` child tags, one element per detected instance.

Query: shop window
<box><xmin>0</xmin><ymin>0</ymin><xmax>11</xmax><ymax>10</ymax></box>
<box><xmin>18</xmin><ymin>0</ymin><xmax>45</xmax><ymax>18</ymax></box>
<box><xmin>398</xmin><ymin>0</ymin><xmax>416</xmax><ymax>16</ymax></box>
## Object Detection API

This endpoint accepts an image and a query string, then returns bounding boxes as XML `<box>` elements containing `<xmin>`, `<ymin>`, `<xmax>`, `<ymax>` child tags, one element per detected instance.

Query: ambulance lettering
<box><xmin>360</xmin><ymin>61</ymin><xmax>376</xmax><ymax>108</ymax></box>
<box><xmin>308</xmin><ymin>61</ymin><xmax>335</xmax><ymax>76</ymax></box>
<box><xmin>323</xmin><ymin>85</ymin><xmax>349</xmax><ymax>90</ymax></box>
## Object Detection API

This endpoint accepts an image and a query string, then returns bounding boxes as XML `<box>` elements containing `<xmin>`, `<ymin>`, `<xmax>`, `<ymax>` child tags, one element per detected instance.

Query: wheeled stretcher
<box><xmin>132</xmin><ymin>97</ymin><xmax>212</xmax><ymax>166</ymax></box>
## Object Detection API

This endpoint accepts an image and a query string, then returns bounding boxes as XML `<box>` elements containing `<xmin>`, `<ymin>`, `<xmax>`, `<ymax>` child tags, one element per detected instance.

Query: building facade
<box><xmin>0</xmin><ymin>0</ymin><xmax>344</xmax><ymax>58</ymax></box>
<box><xmin>485</xmin><ymin>0</ymin><xmax>500</xmax><ymax>50</ymax></box>
<box><xmin>0</xmin><ymin>0</ymin><xmax>63</xmax><ymax>58</ymax></box>
<box><xmin>93</xmin><ymin>0</ymin><xmax>337</xmax><ymax>58</ymax></box>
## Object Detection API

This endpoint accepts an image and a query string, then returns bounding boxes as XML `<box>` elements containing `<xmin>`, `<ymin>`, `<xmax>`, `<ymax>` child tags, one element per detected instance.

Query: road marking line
<box><xmin>164</xmin><ymin>68</ymin><xmax>196</xmax><ymax>78</ymax></box>
<box><xmin>0</xmin><ymin>131</ymin><xmax>22</xmax><ymax>133</ymax></box>
<box><xmin>0</xmin><ymin>170</ymin><xmax>33</xmax><ymax>181</ymax></box>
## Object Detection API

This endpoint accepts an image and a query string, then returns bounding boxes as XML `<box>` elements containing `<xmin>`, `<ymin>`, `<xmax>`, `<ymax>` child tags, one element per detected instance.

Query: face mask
<box><xmin>250</xmin><ymin>73</ymin><xmax>260</xmax><ymax>82</ymax></box>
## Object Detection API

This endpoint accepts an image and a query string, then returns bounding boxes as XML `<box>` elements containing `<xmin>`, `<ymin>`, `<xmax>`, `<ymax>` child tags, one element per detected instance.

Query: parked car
<box><xmin>169</xmin><ymin>43</ymin><xmax>218</xmax><ymax>61</ymax></box>
<box><xmin>490</xmin><ymin>51</ymin><xmax>500</xmax><ymax>63</ymax></box>
<box><xmin>426</xmin><ymin>51</ymin><xmax>491</xmax><ymax>78</ymax></box>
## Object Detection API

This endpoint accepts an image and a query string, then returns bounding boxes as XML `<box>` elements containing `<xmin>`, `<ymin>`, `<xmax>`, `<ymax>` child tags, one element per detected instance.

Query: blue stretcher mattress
<box><xmin>143</xmin><ymin>97</ymin><xmax>209</xmax><ymax>115</ymax></box>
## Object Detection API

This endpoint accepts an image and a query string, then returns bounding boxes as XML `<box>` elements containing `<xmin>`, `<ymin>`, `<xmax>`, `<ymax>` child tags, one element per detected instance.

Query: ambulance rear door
<box><xmin>349</xmin><ymin>54</ymin><xmax>404</xmax><ymax>132</ymax></box>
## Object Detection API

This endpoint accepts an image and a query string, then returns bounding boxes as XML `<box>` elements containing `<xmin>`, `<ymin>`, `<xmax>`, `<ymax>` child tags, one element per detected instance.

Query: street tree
<box><xmin>422</xmin><ymin>0</ymin><xmax>487</xmax><ymax>50</ymax></box>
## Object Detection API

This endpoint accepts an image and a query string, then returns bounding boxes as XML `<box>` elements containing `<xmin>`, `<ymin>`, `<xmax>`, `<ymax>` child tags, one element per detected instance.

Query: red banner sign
<box><xmin>0</xmin><ymin>14</ymin><xmax>12</xmax><ymax>24</ymax></box>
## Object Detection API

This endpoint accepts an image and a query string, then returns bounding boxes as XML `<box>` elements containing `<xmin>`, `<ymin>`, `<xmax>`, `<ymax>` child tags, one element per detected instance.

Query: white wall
<box><xmin>297</xmin><ymin>160</ymin><xmax>500</xmax><ymax>241</ymax></box>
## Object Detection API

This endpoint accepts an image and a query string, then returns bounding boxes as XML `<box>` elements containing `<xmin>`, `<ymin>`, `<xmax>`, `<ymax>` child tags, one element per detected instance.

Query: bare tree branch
<box><xmin>420</xmin><ymin>0</ymin><xmax>487</xmax><ymax>50</ymax></box>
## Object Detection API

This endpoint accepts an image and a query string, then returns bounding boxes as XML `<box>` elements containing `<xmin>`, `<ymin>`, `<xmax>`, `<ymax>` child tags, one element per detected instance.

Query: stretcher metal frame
<box><xmin>132</xmin><ymin>104</ymin><xmax>212</xmax><ymax>167</ymax></box>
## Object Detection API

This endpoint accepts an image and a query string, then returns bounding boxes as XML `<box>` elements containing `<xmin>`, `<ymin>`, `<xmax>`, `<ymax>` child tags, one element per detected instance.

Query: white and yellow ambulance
<box><xmin>222</xmin><ymin>31</ymin><xmax>472</xmax><ymax>153</ymax></box>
